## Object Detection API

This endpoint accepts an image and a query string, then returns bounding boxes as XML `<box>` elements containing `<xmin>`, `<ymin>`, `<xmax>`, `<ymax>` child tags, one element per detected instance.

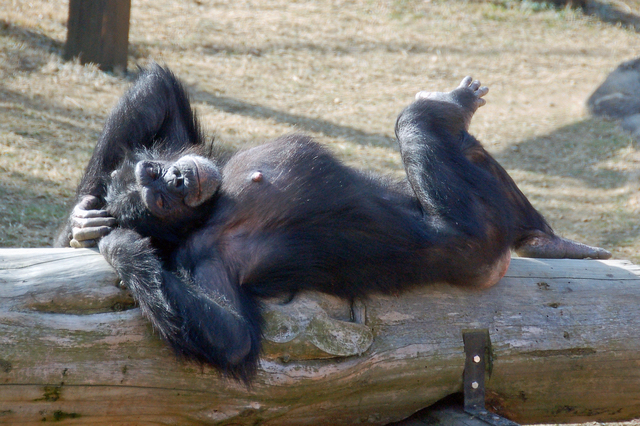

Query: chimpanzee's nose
<box><xmin>167</xmin><ymin>166</ymin><xmax>184</xmax><ymax>190</ymax></box>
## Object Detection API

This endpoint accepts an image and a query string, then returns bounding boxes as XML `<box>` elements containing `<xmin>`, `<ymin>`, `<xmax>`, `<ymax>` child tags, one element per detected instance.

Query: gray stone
<box><xmin>622</xmin><ymin>113</ymin><xmax>640</xmax><ymax>140</ymax></box>
<box><xmin>587</xmin><ymin>57</ymin><xmax>640</xmax><ymax>119</ymax></box>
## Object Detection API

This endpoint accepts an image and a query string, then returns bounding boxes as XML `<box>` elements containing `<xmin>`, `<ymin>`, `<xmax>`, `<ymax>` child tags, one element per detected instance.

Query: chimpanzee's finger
<box><xmin>73</xmin><ymin>216</ymin><xmax>117</xmax><ymax>229</ymax></box>
<box><xmin>76</xmin><ymin>195</ymin><xmax>102</xmax><ymax>210</ymax></box>
<box><xmin>72</xmin><ymin>226</ymin><xmax>113</xmax><ymax>242</ymax></box>
<box><xmin>70</xmin><ymin>238</ymin><xmax>97</xmax><ymax>248</ymax></box>
<box><xmin>73</xmin><ymin>207</ymin><xmax>112</xmax><ymax>219</ymax></box>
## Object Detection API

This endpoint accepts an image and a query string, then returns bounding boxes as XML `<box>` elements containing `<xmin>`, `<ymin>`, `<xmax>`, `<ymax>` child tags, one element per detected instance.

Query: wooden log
<box><xmin>1</xmin><ymin>248</ymin><xmax>640</xmax><ymax>425</ymax></box>
<box><xmin>64</xmin><ymin>0</ymin><xmax>131</xmax><ymax>72</ymax></box>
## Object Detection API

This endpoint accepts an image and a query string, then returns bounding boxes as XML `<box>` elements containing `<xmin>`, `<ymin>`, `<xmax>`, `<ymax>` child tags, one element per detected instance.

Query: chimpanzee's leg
<box><xmin>420</xmin><ymin>78</ymin><xmax>610</xmax><ymax>260</ymax></box>
<box><xmin>396</xmin><ymin>77</ymin><xmax>516</xmax><ymax>288</ymax></box>
<box><xmin>455</xmin><ymin>128</ymin><xmax>611</xmax><ymax>260</ymax></box>
<box><xmin>396</xmin><ymin>77</ymin><xmax>610</xmax><ymax>288</ymax></box>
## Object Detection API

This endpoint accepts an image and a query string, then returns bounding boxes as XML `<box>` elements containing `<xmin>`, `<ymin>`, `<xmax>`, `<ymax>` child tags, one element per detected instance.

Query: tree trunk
<box><xmin>1</xmin><ymin>248</ymin><xmax>639</xmax><ymax>425</ymax></box>
<box><xmin>64</xmin><ymin>0</ymin><xmax>131</xmax><ymax>72</ymax></box>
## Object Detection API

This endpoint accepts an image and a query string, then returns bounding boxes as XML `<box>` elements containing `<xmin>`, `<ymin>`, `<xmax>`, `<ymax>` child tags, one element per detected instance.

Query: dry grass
<box><xmin>2</xmin><ymin>0</ymin><xmax>639</xmax><ymax>256</ymax></box>
<box><xmin>2</xmin><ymin>1</ymin><xmax>640</xmax><ymax>424</ymax></box>
<box><xmin>2</xmin><ymin>0</ymin><xmax>640</xmax><ymax>254</ymax></box>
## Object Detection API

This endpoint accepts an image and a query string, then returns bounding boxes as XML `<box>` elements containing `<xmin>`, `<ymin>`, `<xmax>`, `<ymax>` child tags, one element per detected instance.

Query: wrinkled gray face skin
<box><xmin>135</xmin><ymin>155</ymin><xmax>221</xmax><ymax>220</ymax></box>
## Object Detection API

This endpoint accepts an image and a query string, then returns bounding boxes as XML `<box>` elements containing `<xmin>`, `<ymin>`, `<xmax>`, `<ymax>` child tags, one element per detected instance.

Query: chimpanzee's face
<box><xmin>134</xmin><ymin>155</ymin><xmax>221</xmax><ymax>220</ymax></box>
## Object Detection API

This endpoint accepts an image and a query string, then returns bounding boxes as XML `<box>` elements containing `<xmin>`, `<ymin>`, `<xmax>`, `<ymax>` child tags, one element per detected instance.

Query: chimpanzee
<box><xmin>55</xmin><ymin>65</ymin><xmax>610</xmax><ymax>381</ymax></box>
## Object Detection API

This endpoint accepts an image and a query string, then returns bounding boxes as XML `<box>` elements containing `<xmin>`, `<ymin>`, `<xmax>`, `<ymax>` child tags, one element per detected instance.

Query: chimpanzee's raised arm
<box><xmin>55</xmin><ymin>64</ymin><xmax>205</xmax><ymax>248</ymax></box>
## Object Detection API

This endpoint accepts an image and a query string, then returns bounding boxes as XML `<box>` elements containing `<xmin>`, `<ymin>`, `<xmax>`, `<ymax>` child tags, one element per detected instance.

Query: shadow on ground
<box><xmin>494</xmin><ymin>118</ymin><xmax>633</xmax><ymax>189</ymax></box>
<box><xmin>191</xmin><ymin>89</ymin><xmax>395</xmax><ymax>148</ymax></box>
<box><xmin>492</xmin><ymin>117</ymin><xmax>638</xmax><ymax>250</ymax></box>
<box><xmin>586</xmin><ymin>0</ymin><xmax>640</xmax><ymax>32</ymax></box>
<box><xmin>0</xmin><ymin>20</ymin><xmax>63</xmax><ymax>74</ymax></box>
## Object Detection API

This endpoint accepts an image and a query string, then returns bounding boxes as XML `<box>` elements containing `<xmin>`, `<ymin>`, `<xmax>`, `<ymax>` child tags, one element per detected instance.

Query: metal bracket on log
<box><xmin>463</xmin><ymin>330</ymin><xmax>520</xmax><ymax>426</ymax></box>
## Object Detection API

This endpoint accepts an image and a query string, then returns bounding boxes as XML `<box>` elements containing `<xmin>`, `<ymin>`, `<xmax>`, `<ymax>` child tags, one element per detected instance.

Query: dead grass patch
<box><xmin>1</xmin><ymin>0</ymin><xmax>639</xmax><ymax>265</ymax></box>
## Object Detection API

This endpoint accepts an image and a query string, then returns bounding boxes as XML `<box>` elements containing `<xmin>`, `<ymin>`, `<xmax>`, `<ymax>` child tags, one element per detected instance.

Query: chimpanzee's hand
<box><xmin>69</xmin><ymin>195</ymin><xmax>117</xmax><ymax>248</ymax></box>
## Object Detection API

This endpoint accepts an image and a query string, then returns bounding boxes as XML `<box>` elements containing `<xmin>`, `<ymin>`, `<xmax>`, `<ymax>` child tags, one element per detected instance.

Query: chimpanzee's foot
<box><xmin>514</xmin><ymin>231</ymin><xmax>612</xmax><ymax>260</ymax></box>
<box><xmin>414</xmin><ymin>76</ymin><xmax>489</xmax><ymax>131</ymax></box>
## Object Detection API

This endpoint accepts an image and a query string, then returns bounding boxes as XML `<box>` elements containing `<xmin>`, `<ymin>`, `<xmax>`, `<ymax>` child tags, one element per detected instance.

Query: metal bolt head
<box><xmin>471</xmin><ymin>381</ymin><xmax>479</xmax><ymax>389</ymax></box>
<box><xmin>473</xmin><ymin>355</ymin><xmax>481</xmax><ymax>363</ymax></box>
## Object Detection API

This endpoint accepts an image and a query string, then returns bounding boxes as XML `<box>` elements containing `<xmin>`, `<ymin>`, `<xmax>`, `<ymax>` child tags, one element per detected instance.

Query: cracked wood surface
<box><xmin>1</xmin><ymin>248</ymin><xmax>639</xmax><ymax>425</ymax></box>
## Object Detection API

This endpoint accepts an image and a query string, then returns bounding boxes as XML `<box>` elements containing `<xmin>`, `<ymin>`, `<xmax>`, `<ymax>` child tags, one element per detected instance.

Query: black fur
<box><xmin>57</xmin><ymin>65</ymin><xmax>555</xmax><ymax>381</ymax></box>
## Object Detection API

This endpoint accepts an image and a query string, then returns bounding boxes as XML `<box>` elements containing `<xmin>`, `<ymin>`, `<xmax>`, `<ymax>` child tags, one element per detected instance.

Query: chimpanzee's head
<box><xmin>106</xmin><ymin>149</ymin><xmax>221</xmax><ymax>243</ymax></box>
<box><xmin>134</xmin><ymin>154</ymin><xmax>220</xmax><ymax>219</ymax></box>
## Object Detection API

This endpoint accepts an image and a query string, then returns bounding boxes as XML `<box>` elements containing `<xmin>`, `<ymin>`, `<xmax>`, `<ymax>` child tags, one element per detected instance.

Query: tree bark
<box><xmin>1</xmin><ymin>248</ymin><xmax>639</xmax><ymax>425</ymax></box>
<box><xmin>64</xmin><ymin>0</ymin><xmax>131</xmax><ymax>72</ymax></box>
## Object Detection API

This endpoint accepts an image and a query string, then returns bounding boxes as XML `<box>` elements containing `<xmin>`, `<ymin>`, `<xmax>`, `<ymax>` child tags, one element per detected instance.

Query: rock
<box><xmin>587</xmin><ymin>57</ymin><xmax>640</xmax><ymax>139</ymax></box>
<box><xmin>587</xmin><ymin>57</ymin><xmax>640</xmax><ymax>119</ymax></box>
<box><xmin>622</xmin><ymin>114</ymin><xmax>640</xmax><ymax>140</ymax></box>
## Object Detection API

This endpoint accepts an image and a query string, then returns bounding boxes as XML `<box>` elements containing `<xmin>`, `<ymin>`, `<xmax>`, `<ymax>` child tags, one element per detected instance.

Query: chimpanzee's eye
<box><xmin>146</xmin><ymin>164</ymin><xmax>159</xmax><ymax>180</ymax></box>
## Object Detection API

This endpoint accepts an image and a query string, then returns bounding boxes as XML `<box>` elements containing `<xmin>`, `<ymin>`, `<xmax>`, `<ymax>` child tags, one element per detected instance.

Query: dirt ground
<box><xmin>1</xmin><ymin>0</ymin><xmax>640</xmax><ymax>424</ymax></box>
